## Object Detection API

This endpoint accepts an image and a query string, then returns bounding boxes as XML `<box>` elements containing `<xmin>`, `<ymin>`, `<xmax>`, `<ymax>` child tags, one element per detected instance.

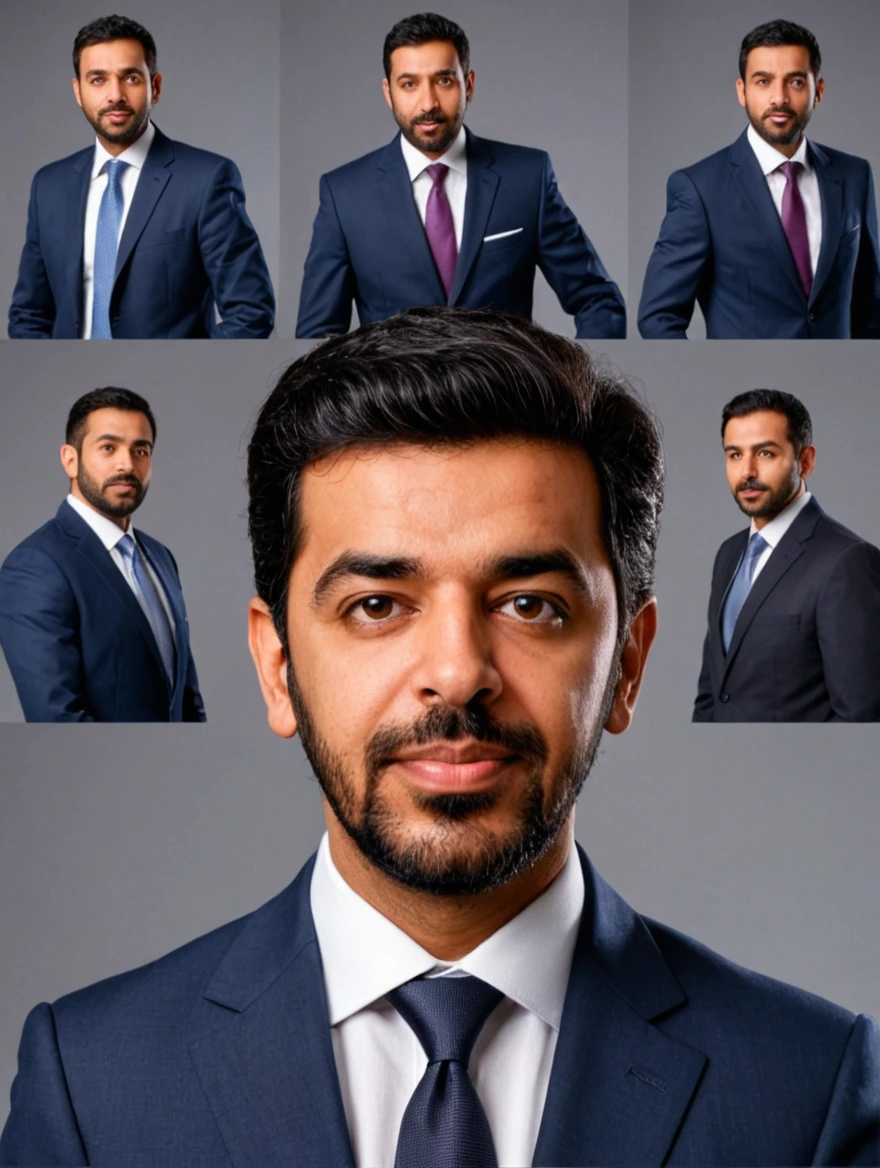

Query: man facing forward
<box><xmin>1</xmin><ymin>312</ymin><xmax>877</xmax><ymax>1166</ymax></box>
<box><xmin>296</xmin><ymin>13</ymin><xmax>625</xmax><ymax>338</ymax></box>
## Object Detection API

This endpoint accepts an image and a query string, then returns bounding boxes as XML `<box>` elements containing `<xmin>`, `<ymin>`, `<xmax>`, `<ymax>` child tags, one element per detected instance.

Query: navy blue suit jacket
<box><xmin>694</xmin><ymin>498</ymin><xmax>880</xmax><ymax>722</ymax></box>
<box><xmin>8</xmin><ymin>126</ymin><xmax>274</xmax><ymax>339</ymax></box>
<box><xmin>638</xmin><ymin>131</ymin><xmax>880</xmax><ymax>338</ymax></box>
<box><xmin>0</xmin><ymin>501</ymin><xmax>205</xmax><ymax>723</ymax></box>
<box><xmin>1</xmin><ymin>846</ymin><xmax>877</xmax><ymax>1166</ymax></box>
<box><xmin>296</xmin><ymin>129</ymin><xmax>625</xmax><ymax>339</ymax></box>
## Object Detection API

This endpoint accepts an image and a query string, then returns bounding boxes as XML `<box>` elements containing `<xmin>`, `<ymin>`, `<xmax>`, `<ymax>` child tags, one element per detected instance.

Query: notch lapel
<box><xmin>533</xmin><ymin>851</ymin><xmax>706</xmax><ymax>1166</ymax></box>
<box><xmin>809</xmin><ymin>143</ymin><xmax>843</xmax><ymax>304</ymax></box>
<box><xmin>113</xmin><ymin>129</ymin><xmax>173</xmax><ymax>281</ymax></box>
<box><xmin>729</xmin><ymin>132</ymin><xmax>805</xmax><ymax>302</ymax></box>
<box><xmin>137</xmin><ymin>535</ymin><xmax>185</xmax><ymax>697</ymax></box>
<box><xmin>189</xmin><ymin>859</ymin><xmax>355</xmax><ymax>1168</ymax></box>
<box><xmin>374</xmin><ymin>137</ymin><xmax>446</xmax><ymax>302</ymax></box>
<box><xmin>449</xmin><ymin>130</ymin><xmax>500</xmax><ymax>305</ymax></box>
<box><xmin>64</xmin><ymin>149</ymin><xmax>92</xmax><ymax>325</ymax></box>
<box><xmin>712</xmin><ymin>534</ymin><xmax>748</xmax><ymax>659</ymax></box>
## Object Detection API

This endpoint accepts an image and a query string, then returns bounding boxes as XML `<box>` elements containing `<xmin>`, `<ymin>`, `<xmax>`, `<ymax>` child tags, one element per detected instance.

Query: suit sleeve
<box><xmin>692</xmin><ymin>552</ymin><xmax>720</xmax><ymax>722</ymax></box>
<box><xmin>535</xmin><ymin>154</ymin><xmax>626</xmax><ymax>339</ymax></box>
<box><xmin>850</xmin><ymin>162</ymin><xmax>880</xmax><ymax>339</ymax></box>
<box><xmin>811</xmin><ymin>1013</ymin><xmax>880</xmax><ymax>1165</ymax></box>
<box><xmin>0</xmin><ymin>547</ymin><xmax>95</xmax><ymax>722</ymax></box>
<box><xmin>296</xmin><ymin>174</ymin><xmax>356</xmax><ymax>338</ymax></box>
<box><xmin>0</xmin><ymin>1003</ymin><xmax>89</xmax><ymax>1167</ymax></box>
<box><xmin>7</xmin><ymin>172</ymin><xmax>56</xmax><ymax>339</ymax></box>
<box><xmin>161</xmin><ymin>547</ymin><xmax>206</xmax><ymax>723</ymax></box>
<box><xmin>816</xmin><ymin>541</ymin><xmax>880</xmax><ymax>722</ymax></box>
<box><xmin>197</xmin><ymin>158</ymin><xmax>275</xmax><ymax>339</ymax></box>
<box><xmin>637</xmin><ymin>170</ymin><xmax>711</xmax><ymax>339</ymax></box>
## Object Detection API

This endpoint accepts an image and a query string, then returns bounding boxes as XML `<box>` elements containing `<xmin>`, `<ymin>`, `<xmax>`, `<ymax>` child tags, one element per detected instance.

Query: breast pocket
<box><xmin>136</xmin><ymin>228</ymin><xmax>187</xmax><ymax>251</ymax></box>
<box><xmin>481</xmin><ymin>228</ymin><xmax>525</xmax><ymax>253</ymax></box>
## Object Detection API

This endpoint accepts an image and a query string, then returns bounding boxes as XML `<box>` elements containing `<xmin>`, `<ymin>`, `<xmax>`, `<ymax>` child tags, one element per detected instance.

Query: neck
<box><xmin>753</xmin><ymin>481</ymin><xmax>805</xmax><ymax>530</ymax></box>
<box><xmin>70</xmin><ymin>487</ymin><xmax>131</xmax><ymax>531</ymax></box>
<box><xmin>325</xmin><ymin>810</ymin><xmax>573</xmax><ymax>961</ymax></box>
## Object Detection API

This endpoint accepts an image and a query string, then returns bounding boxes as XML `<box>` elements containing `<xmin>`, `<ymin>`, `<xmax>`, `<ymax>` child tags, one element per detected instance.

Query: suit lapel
<box><xmin>533</xmin><ymin>851</ymin><xmax>706</xmax><ymax>1166</ymax></box>
<box><xmin>114</xmin><ymin>128</ymin><xmax>173</xmax><ymax>281</ymax></box>
<box><xmin>729</xmin><ymin>131</ymin><xmax>805</xmax><ymax>302</ymax></box>
<box><xmin>64</xmin><ymin>150</ymin><xmax>92</xmax><ymax>323</ymax></box>
<box><xmin>189</xmin><ymin>859</ymin><xmax>355</xmax><ymax>1168</ymax></box>
<box><xmin>449</xmin><ymin>130</ymin><xmax>500</xmax><ymax>305</ymax></box>
<box><xmin>809</xmin><ymin>142</ymin><xmax>843</xmax><ymax>304</ymax></box>
<box><xmin>375</xmin><ymin>137</ymin><xmax>446</xmax><ymax>302</ymax></box>
<box><xmin>712</xmin><ymin>534</ymin><xmax>748</xmax><ymax>658</ymax></box>
<box><xmin>137</xmin><ymin>534</ymin><xmax>184</xmax><ymax>696</ymax></box>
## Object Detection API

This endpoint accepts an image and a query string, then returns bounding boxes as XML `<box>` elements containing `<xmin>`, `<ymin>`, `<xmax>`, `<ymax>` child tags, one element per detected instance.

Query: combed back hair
<box><xmin>383</xmin><ymin>12</ymin><xmax>470</xmax><ymax>79</ymax></box>
<box><xmin>73</xmin><ymin>14</ymin><xmax>158</xmax><ymax>77</ymax></box>
<box><xmin>247</xmin><ymin>307</ymin><xmax>664</xmax><ymax>650</ymax></box>
<box><xmin>66</xmin><ymin>387</ymin><xmax>157</xmax><ymax>451</ymax></box>
<box><xmin>738</xmin><ymin>19</ymin><xmax>821</xmax><ymax>80</ymax></box>
<box><xmin>721</xmin><ymin>389</ymin><xmax>813</xmax><ymax>454</ymax></box>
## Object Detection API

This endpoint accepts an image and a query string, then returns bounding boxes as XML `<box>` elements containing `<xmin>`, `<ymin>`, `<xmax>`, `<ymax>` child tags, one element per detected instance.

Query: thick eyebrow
<box><xmin>486</xmin><ymin>550</ymin><xmax>593</xmax><ymax>599</ymax></box>
<box><xmin>749</xmin><ymin>69</ymin><xmax>808</xmax><ymax>80</ymax></box>
<box><xmin>84</xmin><ymin>67</ymin><xmax>144</xmax><ymax>78</ymax></box>
<box><xmin>396</xmin><ymin>68</ymin><xmax>458</xmax><ymax>81</ymax></box>
<box><xmin>312</xmin><ymin>552</ymin><xmax>425</xmax><ymax>607</ymax></box>
<box><xmin>92</xmin><ymin>432</ymin><xmax>154</xmax><ymax>449</ymax></box>
<box><xmin>723</xmin><ymin>439</ymin><xmax>784</xmax><ymax>454</ymax></box>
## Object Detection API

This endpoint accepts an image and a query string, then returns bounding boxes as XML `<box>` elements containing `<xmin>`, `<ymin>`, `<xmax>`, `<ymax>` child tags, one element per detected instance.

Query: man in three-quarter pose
<box><xmin>8</xmin><ymin>14</ymin><xmax>274</xmax><ymax>339</ymax></box>
<box><xmin>639</xmin><ymin>19</ymin><xmax>880</xmax><ymax>338</ymax></box>
<box><xmin>0</xmin><ymin>387</ymin><xmax>206</xmax><ymax>722</ymax></box>
<box><xmin>2</xmin><ymin>312</ymin><xmax>877</xmax><ymax>1165</ymax></box>
<box><xmin>297</xmin><ymin>13</ymin><xmax>625</xmax><ymax>339</ymax></box>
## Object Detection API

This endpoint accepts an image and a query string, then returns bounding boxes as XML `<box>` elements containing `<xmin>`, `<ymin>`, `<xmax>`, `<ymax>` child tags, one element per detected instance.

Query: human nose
<box><xmin>105</xmin><ymin>77</ymin><xmax>124</xmax><ymax>104</ymax></box>
<box><xmin>410</xmin><ymin>595</ymin><xmax>503</xmax><ymax>710</ymax></box>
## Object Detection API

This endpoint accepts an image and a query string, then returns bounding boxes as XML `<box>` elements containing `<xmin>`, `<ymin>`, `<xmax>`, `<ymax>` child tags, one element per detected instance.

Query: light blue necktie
<box><xmin>117</xmin><ymin>533</ymin><xmax>176</xmax><ymax>684</ymax></box>
<box><xmin>91</xmin><ymin>159</ymin><xmax>128</xmax><ymax>340</ymax></box>
<box><xmin>721</xmin><ymin>531</ymin><xmax>768</xmax><ymax>653</ymax></box>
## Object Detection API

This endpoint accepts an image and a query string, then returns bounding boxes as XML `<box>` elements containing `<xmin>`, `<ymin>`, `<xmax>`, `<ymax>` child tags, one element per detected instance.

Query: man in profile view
<box><xmin>1</xmin><ymin>312</ymin><xmax>877</xmax><ymax>1166</ymax></box>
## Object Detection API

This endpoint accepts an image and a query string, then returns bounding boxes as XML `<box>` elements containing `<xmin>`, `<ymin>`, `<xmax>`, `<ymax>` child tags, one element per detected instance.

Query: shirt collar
<box><xmin>746</xmin><ymin>123</ymin><xmax>811</xmax><ymax>178</ymax></box>
<box><xmin>750</xmin><ymin>489</ymin><xmax>812</xmax><ymax>548</ymax></box>
<box><xmin>400</xmin><ymin>125</ymin><xmax>468</xmax><ymax>183</ymax></box>
<box><xmin>65</xmin><ymin>493</ymin><xmax>132</xmax><ymax>550</ymax></box>
<box><xmin>91</xmin><ymin>119</ymin><xmax>156</xmax><ymax>180</ymax></box>
<box><xmin>310</xmin><ymin>831</ymin><xmax>583</xmax><ymax>1031</ymax></box>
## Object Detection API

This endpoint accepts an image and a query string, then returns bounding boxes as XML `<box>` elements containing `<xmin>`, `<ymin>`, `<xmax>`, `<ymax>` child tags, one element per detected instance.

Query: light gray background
<box><xmin>0</xmin><ymin>0</ymin><xmax>281</xmax><ymax>327</ymax></box>
<box><xmin>278</xmin><ymin>0</ymin><xmax>629</xmax><ymax>338</ymax></box>
<box><xmin>629</xmin><ymin>0</ymin><xmax>880</xmax><ymax>337</ymax></box>
<box><xmin>2</xmin><ymin>339</ymin><xmax>880</xmax><ymax>1123</ymax></box>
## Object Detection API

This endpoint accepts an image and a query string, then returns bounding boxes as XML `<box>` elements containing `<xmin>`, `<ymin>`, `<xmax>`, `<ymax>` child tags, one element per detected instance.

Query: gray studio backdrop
<box><xmin>2</xmin><ymin>339</ymin><xmax>880</xmax><ymax>1122</ymax></box>
<box><xmin>629</xmin><ymin>0</ymin><xmax>880</xmax><ymax>337</ymax></box>
<box><xmin>278</xmin><ymin>0</ymin><xmax>629</xmax><ymax>338</ymax></box>
<box><xmin>0</xmin><ymin>0</ymin><xmax>281</xmax><ymax>325</ymax></box>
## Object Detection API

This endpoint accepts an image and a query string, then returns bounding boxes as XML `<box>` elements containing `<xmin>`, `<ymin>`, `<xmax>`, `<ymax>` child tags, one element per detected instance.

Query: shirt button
<box><xmin>808</xmin><ymin>312</ymin><xmax>816</xmax><ymax>322</ymax></box>
<box><xmin>720</xmin><ymin>693</ymin><xmax>730</xmax><ymax>703</ymax></box>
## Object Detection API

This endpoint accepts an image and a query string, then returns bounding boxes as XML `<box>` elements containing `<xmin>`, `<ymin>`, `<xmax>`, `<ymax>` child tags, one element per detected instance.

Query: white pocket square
<box><xmin>483</xmin><ymin>228</ymin><xmax>523</xmax><ymax>242</ymax></box>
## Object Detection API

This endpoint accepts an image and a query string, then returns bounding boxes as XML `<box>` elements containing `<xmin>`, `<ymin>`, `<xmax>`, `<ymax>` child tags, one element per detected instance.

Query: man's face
<box><xmin>382</xmin><ymin>40</ymin><xmax>474</xmax><ymax>159</ymax></box>
<box><xmin>73</xmin><ymin>39</ymin><xmax>161</xmax><ymax>154</ymax></box>
<box><xmin>251</xmin><ymin>441</ymin><xmax>655</xmax><ymax>896</ymax></box>
<box><xmin>723</xmin><ymin>410</ymin><xmax>814</xmax><ymax>525</ymax></box>
<box><xmin>736</xmin><ymin>44</ymin><xmax>823</xmax><ymax>151</ymax></box>
<box><xmin>61</xmin><ymin>407</ymin><xmax>154</xmax><ymax>523</ymax></box>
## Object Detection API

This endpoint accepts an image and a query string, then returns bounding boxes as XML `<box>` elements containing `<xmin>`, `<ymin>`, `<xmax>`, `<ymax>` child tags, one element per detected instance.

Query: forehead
<box><xmin>78</xmin><ymin>38</ymin><xmax>149</xmax><ymax>73</ymax></box>
<box><xmin>295</xmin><ymin>440</ymin><xmax>608</xmax><ymax>574</ymax></box>
<box><xmin>81</xmin><ymin>407</ymin><xmax>153</xmax><ymax>442</ymax></box>
<box><xmin>389</xmin><ymin>40</ymin><xmax>463</xmax><ymax>78</ymax></box>
<box><xmin>723</xmin><ymin>410</ymin><xmax>791</xmax><ymax>446</ymax></box>
<box><xmin>744</xmin><ymin>43</ymin><xmax>813</xmax><ymax>77</ymax></box>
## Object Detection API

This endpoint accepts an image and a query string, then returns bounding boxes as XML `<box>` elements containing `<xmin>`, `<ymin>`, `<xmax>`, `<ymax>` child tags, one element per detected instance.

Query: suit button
<box><xmin>808</xmin><ymin>312</ymin><xmax>816</xmax><ymax>322</ymax></box>
<box><xmin>720</xmin><ymin>693</ymin><xmax>730</xmax><ymax>703</ymax></box>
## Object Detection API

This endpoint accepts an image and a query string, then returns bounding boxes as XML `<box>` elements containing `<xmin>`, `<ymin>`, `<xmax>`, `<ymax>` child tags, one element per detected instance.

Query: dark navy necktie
<box><xmin>387</xmin><ymin>974</ymin><xmax>503</xmax><ymax>1168</ymax></box>
<box><xmin>92</xmin><ymin>158</ymin><xmax>128</xmax><ymax>339</ymax></box>
<box><xmin>721</xmin><ymin>531</ymin><xmax>768</xmax><ymax>652</ymax></box>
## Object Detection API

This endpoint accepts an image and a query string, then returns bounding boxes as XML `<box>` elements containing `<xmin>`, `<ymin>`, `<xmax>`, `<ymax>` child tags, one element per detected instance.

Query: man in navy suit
<box><xmin>694</xmin><ymin>390</ymin><xmax>880</xmax><ymax>722</ymax></box>
<box><xmin>2</xmin><ymin>312</ymin><xmax>877</xmax><ymax>1166</ymax></box>
<box><xmin>296</xmin><ymin>13</ymin><xmax>625</xmax><ymax>339</ymax></box>
<box><xmin>8</xmin><ymin>14</ymin><xmax>274</xmax><ymax>339</ymax></box>
<box><xmin>0</xmin><ymin>387</ymin><xmax>205</xmax><ymax>723</ymax></box>
<box><xmin>638</xmin><ymin>19</ymin><xmax>880</xmax><ymax>339</ymax></box>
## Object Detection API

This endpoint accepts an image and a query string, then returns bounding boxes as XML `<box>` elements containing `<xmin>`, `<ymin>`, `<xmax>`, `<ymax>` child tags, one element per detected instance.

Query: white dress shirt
<box><xmin>750</xmin><ymin>489</ymin><xmax>812</xmax><ymax>581</ymax></box>
<box><xmin>400</xmin><ymin>126</ymin><xmax>468</xmax><ymax>250</ymax></box>
<box><xmin>310</xmin><ymin>832</ymin><xmax>584</xmax><ymax>1168</ymax></box>
<box><xmin>64</xmin><ymin>494</ymin><xmax>176</xmax><ymax>644</ymax></box>
<box><xmin>747</xmin><ymin>125</ymin><xmax>822</xmax><ymax>277</ymax></box>
<box><xmin>81</xmin><ymin>120</ymin><xmax>156</xmax><ymax>338</ymax></box>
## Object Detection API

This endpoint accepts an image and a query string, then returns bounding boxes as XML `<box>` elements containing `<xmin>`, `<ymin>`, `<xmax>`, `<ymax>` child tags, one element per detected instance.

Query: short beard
<box><xmin>83</xmin><ymin>103</ymin><xmax>151</xmax><ymax>148</ymax></box>
<box><xmin>747</xmin><ymin>104</ymin><xmax>812</xmax><ymax>149</ymax></box>
<box><xmin>393</xmin><ymin>106</ymin><xmax>464</xmax><ymax>156</ymax></box>
<box><xmin>76</xmin><ymin>463</ymin><xmax>146</xmax><ymax>519</ymax></box>
<box><xmin>733</xmin><ymin>467</ymin><xmax>801</xmax><ymax>521</ymax></box>
<box><xmin>287</xmin><ymin>655</ymin><xmax>618</xmax><ymax>897</ymax></box>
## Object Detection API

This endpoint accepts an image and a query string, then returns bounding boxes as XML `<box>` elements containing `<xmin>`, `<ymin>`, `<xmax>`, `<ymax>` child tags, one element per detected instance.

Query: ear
<box><xmin>248</xmin><ymin>597</ymin><xmax>298</xmax><ymax>739</ymax></box>
<box><xmin>60</xmin><ymin>443</ymin><xmax>79</xmax><ymax>481</ymax></box>
<box><xmin>465</xmin><ymin>70</ymin><xmax>475</xmax><ymax>102</ymax></box>
<box><xmin>605</xmin><ymin>597</ymin><xmax>658</xmax><ymax>735</ymax></box>
<box><xmin>382</xmin><ymin>76</ymin><xmax>393</xmax><ymax>111</ymax></box>
<box><xmin>151</xmin><ymin>71</ymin><xmax>163</xmax><ymax>104</ymax></box>
<box><xmin>799</xmin><ymin>444</ymin><xmax>816</xmax><ymax>480</ymax></box>
<box><xmin>735</xmin><ymin>76</ymin><xmax>746</xmax><ymax>109</ymax></box>
<box><xmin>814</xmin><ymin>76</ymin><xmax>825</xmax><ymax>106</ymax></box>
<box><xmin>72</xmin><ymin>76</ymin><xmax>83</xmax><ymax>109</ymax></box>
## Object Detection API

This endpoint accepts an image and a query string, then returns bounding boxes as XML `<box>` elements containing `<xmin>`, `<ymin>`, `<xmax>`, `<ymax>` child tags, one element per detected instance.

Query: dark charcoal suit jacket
<box><xmin>694</xmin><ymin>497</ymin><xmax>880</xmax><ymax>722</ymax></box>
<box><xmin>0</xmin><ymin>500</ymin><xmax>205</xmax><ymax>722</ymax></box>
<box><xmin>1</xmin><ymin>846</ymin><xmax>877</xmax><ymax>1165</ymax></box>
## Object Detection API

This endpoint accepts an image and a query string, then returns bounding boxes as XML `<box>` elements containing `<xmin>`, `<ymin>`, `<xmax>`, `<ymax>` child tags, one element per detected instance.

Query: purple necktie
<box><xmin>779</xmin><ymin>160</ymin><xmax>812</xmax><ymax>298</ymax></box>
<box><xmin>425</xmin><ymin>163</ymin><xmax>457</xmax><ymax>299</ymax></box>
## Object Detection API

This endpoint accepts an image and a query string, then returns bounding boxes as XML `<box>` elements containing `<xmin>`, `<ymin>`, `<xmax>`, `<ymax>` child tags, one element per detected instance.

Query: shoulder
<box><xmin>156</xmin><ymin>131</ymin><xmax>241</xmax><ymax>179</ymax></box>
<box><xmin>470</xmin><ymin>134</ymin><xmax>548</xmax><ymax>167</ymax></box>
<box><xmin>31</xmin><ymin>146</ymin><xmax>93</xmax><ymax>186</ymax></box>
<box><xmin>670</xmin><ymin>141</ymin><xmax>740</xmax><ymax>188</ymax></box>
<box><xmin>714</xmin><ymin>528</ymin><xmax>746</xmax><ymax>561</ymax></box>
<box><xmin>1</xmin><ymin>518</ymin><xmax>69</xmax><ymax>569</ymax></box>
<box><xmin>812</xmin><ymin>509</ymin><xmax>874</xmax><ymax>552</ymax></box>
<box><xmin>322</xmin><ymin>143</ymin><xmax>393</xmax><ymax>185</ymax></box>
<box><xmin>809</xmin><ymin>141</ymin><xmax>872</xmax><ymax>175</ymax></box>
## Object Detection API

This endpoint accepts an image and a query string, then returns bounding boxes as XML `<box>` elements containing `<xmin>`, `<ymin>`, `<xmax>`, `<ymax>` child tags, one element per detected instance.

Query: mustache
<box><xmin>366</xmin><ymin>705</ymin><xmax>548</xmax><ymax>768</ymax></box>
<box><xmin>100</xmin><ymin>103</ymin><xmax>135</xmax><ymax>114</ymax></box>
<box><xmin>763</xmin><ymin>106</ymin><xmax>796</xmax><ymax>118</ymax></box>
<box><xmin>737</xmin><ymin>478</ymin><xmax>768</xmax><ymax>492</ymax></box>
<box><xmin>412</xmin><ymin>111</ymin><xmax>448</xmax><ymax>125</ymax></box>
<box><xmin>103</xmin><ymin>474</ymin><xmax>141</xmax><ymax>488</ymax></box>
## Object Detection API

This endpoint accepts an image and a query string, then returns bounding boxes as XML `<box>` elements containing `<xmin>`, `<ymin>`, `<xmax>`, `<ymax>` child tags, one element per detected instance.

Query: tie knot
<box><xmin>779</xmin><ymin>159</ymin><xmax>803</xmax><ymax>182</ymax></box>
<box><xmin>117</xmin><ymin>532</ymin><xmax>137</xmax><ymax>561</ymax></box>
<box><xmin>102</xmin><ymin>158</ymin><xmax>129</xmax><ymax>184</ymax></box>
<box><xmin>387</xmin><ymin>975</ymin><xmax>503</xmax><ymax>1065</ymax></box>
<box><xmin>427</xmin><ymin>162</ymin><xmax>449</xmax><ymax>188</ymax></box>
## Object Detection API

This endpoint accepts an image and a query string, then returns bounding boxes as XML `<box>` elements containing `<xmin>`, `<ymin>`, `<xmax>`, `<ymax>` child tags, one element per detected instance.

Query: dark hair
<box><xmin>739</xmin><ymin>19</ymin><xmax>821</xmax><ymax>80</ymax></box>
<box><xmin>66</xmin><ymin>387</ymin><xmax>157</xmax><ymax>450</ymax></box>
<box><xmin>721</xmin><ymin>390</ymin><xmax>813</xmax><ymax>454</ymax></box>
<box><xmin>383</xmin><ymin>12</ymin><xmax>470</xmax><ymax>80</ymax></box>
<box><xmin>73</xmin><ymin>14</ymin><xmax>158</xmax><ymax>78</ymax></box>
<box><xmin>248</xmin><ymin>307</ymin><xmax>664</xmax><ymax>650</ymax></box>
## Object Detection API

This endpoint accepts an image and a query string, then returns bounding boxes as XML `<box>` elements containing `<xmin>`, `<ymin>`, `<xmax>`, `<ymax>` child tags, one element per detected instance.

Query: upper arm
<box><xmin>811</xmin><ymin>1013</ymin><xmax>880</xmax><ymax>1165</ymax></box>
<box><xmin>296</xmin><ymin>173</ymin><xmax>355</xmax><ymax>337</ymax></box>
<box><xmin>637</xmin><ymin>169</ymin><xmax>711</xmax><ymax>338</ymax></box>
<box><xmin>8</xmin><ymin>171</ymin><xmax>56</xmax><ymax>338</ymax></box>
<box><xmin>816</xmin><ymin>541</ymin><xmax>880</xmax><ymax>721</ymax></box>
<box><xmin>851</xmin><ymin>161</ymin><xmax>880</xmax><ymax>339</ymax></box>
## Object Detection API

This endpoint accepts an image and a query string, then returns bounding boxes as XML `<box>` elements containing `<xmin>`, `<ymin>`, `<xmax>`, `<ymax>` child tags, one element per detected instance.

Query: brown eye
<box><xmin>361</xmin><ymin>596</ymin><xmax>394</xmax><ymax>619</ymax></box>
<box><xmin>497</xmin><ymin>595</ymin><xmax>565</xmax><ymax>627</ymax></box>
<box><xmin>514</xmin><ymin>596</ymin><xmax>543</xmax><ymax>619</ymax></box>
